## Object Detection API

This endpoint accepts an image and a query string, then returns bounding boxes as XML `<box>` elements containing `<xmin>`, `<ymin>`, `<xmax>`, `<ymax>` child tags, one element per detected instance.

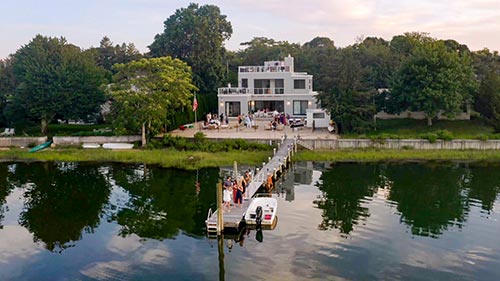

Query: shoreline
<box><xmin>3</xmin><ymin>148</ymin><xmax>500</xmax><ymax>169</ymax></box>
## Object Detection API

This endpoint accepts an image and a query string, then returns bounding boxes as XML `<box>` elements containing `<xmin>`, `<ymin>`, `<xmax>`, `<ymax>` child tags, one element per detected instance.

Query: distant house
<box><xmin>217</xmin><ymin>55</ymin><xmax>330</xmax><ymax>127</ymax></box>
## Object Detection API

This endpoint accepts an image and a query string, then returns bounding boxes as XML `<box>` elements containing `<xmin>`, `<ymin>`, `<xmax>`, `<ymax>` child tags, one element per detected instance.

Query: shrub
<box><xmin>419</xmin><ymin>133</ymin><xmax>437</xmax><ymax>143</ymax></box>
<box><xmin>476</xmin><ymin>134</ymin><xmax>489</xmax><ymax>141</ymax></box>
<box><xmin>436</xmin><ymin>130</ymin><xmax>453</xmax><ymax>141</ymax></box>
<box><xmin>152</xmin><ymin>134</ymin><xmax>270</xmax><ymax>152</ymax></box>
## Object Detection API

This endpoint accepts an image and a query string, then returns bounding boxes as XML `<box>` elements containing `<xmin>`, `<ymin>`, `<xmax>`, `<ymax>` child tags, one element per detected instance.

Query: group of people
<box><xmin>222</xmin><ymin>171</ymin><xmax>252</xmax><ymax>212</ymax></box>
<box><xmin>236</xmin><ymin>113</ymin><xmax>254</xmax><ymax>128</ymax></box>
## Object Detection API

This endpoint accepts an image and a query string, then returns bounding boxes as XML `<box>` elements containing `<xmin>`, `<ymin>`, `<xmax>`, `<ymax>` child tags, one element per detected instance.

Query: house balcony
<box><xmin>218</xmin><ymin>87</ymin><xmax>286</xmax><ymax>95</ymax></box>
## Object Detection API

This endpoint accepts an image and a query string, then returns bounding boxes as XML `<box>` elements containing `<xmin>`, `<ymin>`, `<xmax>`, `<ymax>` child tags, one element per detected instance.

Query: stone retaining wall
<box><xmin>298</xmin><ymin>139</ymin><xmax>500</xmax><ymax>150</ymax></box>
<box><xmin>53</xmin><ymin>135</ymin><xmax>141</xmax><ymax>146</ymax></box>
<box><xmin>0</xmin><ymin>137</ymin><xmax>48</xmax><ymax>147</ymax></box>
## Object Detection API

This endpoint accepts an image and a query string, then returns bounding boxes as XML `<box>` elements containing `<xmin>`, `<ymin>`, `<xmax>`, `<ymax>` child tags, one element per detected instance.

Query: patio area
<box><xmin>170</xmin><ymin>119</ymin><xmax>338</xmax><ymax>140</ymax></box>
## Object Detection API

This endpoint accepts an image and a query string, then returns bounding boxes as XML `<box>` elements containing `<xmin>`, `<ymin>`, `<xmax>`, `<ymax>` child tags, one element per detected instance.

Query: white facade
<box><xmin>218</xmin><ymin>55</ymin><xmax>322</xmax><ymax>118</ymax></box>
<box><xmin>306</xmin><ymin>109</ymin><xmax>331</xmax><ymax>128</ymax></box>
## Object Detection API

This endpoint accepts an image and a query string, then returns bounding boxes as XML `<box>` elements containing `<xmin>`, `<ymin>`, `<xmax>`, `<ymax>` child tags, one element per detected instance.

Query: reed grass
<box><xmin>294</xmin><ymin>149</ymin><xmax>500</xmax><ymax>162</ymax></box>
<box><xmin>0</xmin><ymin>148</ymin><xmax>272</xmax><ymax>170</ymax></box>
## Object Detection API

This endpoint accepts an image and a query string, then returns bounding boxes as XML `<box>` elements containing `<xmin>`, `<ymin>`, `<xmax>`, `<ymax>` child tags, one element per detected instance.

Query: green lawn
<box><xmin>341</xmin><ymin>119</ymin><xmax>496</xmax><ymax>139</ymax></box>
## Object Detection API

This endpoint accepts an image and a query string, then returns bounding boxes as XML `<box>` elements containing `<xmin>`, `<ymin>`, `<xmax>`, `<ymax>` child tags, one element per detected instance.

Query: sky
<box><xmin>1</xmin><ymin>0</ymin><xmax>500</xmax><ymax>59</ymax></box>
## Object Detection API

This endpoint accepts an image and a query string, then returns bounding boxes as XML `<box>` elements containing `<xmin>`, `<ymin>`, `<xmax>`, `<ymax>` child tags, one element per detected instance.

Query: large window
<box><xmin>294</xmin><ymin>79</ymin><xmax>306</xmax><ymax>89</ymax></box>
<box><xmin>293</xmin><ymin>100</ymin><xmax>308</xmax><ymax>115</ymax></box>
<box><xmin>225</xmin><ymin>102</ymin><xmax>240</xmax><ymax>117</ymax></box>
<box><xmin>254</xmin><ymin>79</ymin><xmax>271</xmax><ymax>94</ymax></box>
<box><xmin>275</xmin><ymin>79</ymin><xmax>284</xmax><ymax>94</ymax></box>
<box><xmin>241</xmin><ymin>78</ymin><xmax>248</xmax><ymax>88</ymax></box>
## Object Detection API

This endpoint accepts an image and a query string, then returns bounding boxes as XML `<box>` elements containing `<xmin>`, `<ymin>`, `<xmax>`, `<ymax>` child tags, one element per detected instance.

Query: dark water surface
<box><xmin>0</xmin><ymin>161</ymin><xmax>499</xmax><ymax>280</ymax></box>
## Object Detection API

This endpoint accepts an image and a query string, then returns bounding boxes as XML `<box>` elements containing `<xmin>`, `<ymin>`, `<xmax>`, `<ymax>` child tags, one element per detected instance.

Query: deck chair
<box><xmin>0</xmin><ymin>128</ymin><xmax>9</xmax><ymax>136</ymax></box>
<box><xmin>7</xmin><ymin>128</ymin><xmax>15</xmax><ymax>136</ymax></box>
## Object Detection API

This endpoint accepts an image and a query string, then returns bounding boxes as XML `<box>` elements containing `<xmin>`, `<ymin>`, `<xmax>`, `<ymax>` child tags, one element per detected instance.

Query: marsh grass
<box><xmin>0</xmin><ymin>148</ymin><xmax>272</xmax><ymax>170</ymax></box>
<box><xmin>295</xmin><ymin>149</ymin><xmax>500</xmax><ymax>162</ymax></box>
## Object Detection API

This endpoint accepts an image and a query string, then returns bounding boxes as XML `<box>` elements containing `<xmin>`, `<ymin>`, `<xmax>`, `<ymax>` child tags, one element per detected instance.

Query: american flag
<box><xmin>192</xmin><ymin>94</ymin><xmax>198</xmax><ymax>112</ymax></box>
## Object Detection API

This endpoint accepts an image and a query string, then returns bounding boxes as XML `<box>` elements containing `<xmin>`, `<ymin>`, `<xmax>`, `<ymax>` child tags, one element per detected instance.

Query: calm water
<box><xmin>0</xmin><ymin>161</ymin><xmax>499</xmax><ymax>280</ymax></box>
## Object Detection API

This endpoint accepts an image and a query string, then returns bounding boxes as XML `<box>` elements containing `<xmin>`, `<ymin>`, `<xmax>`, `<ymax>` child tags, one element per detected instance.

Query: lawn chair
<box><xmin>0</xmin><ymin>128</ymin><xmax>14</xmax><ymax>136</ymax></box>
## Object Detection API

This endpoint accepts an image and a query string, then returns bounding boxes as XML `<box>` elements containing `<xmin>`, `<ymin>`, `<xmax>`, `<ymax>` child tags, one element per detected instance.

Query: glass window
<box><xmin>313</xmin><ymin>113</ymin><xmax>325</xmax><ymax>119</ymax></box>
<box><xmin>275</xmin><ymin>79</ymin><xmax>284</xmax><ymax>94</ymax></box>
<box><xmin>225</xmin><ymin>102</ymin><xmax>240</xmax><ymax>117</ymax></box>
<box><xmin>293</xmin><ymin>100</ymin><xmax>308</xmax><ymax>115</ymax></box>
<box><xmin>242</xmin><ymin>79</ymin><xmax>248</xmax><ymax>88</ymax></box>
<box><xmin>294</xmin><ymin>79</ymin><xmax>306</xmax><ymax>89</ymax></box>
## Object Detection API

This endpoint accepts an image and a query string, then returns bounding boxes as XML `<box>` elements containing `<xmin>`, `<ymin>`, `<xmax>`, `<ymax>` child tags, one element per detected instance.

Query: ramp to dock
<box><xmin>206</xmin><ymin>138</ymin><xmax>295</xmax><ymax>233</ymax></box>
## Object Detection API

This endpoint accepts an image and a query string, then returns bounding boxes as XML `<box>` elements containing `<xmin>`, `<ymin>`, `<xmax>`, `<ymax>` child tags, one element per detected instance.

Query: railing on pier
<box><xmin>206</xmin><ymin>137</ymin><xmax>296</xmax><ymax>235</ymax></box>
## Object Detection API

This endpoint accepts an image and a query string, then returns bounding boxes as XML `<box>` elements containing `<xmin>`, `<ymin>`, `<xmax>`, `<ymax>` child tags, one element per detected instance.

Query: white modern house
<box><xmin>217</xmin><ymin>55</ymin><xmax>330</xmax><ymax>127</ymax></box>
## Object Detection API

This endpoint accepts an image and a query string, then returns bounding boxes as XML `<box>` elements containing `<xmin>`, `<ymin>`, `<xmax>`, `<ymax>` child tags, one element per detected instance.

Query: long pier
<box><xmin>205</xmin><ymin>137</ymin><xmax>296</xmax><ymax>233</ymax></box>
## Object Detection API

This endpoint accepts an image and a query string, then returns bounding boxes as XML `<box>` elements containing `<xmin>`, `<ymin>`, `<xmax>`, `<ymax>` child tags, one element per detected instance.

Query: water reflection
<box><xmin>315</xmin><ymin>163</ymin><xmax>388</xmax><ymax>235</ymax></box>
<box><xmin>315</xmin><ymin>163</ymin><xmax>500</xmax><ymax>238</ymax></box>
<box><xmin>0</xmin><ymin>165</ymin><xmax>13</xmax><ymax>229</ymax></box>
<box><xmin>387</xmin><ymin>163</ymin><xmax>469</xmax><ymax>237</ymax></box>
<box><xmin>464</xmin><ymin>165</ymin><xmax>500</xmax><ymax>214</ymax></box>
<box><xmin>17</xmin><ymin>162</ymin><xmax>111</xmax><ymax>252</ymax></box>
<box><xmin>109</xmin><ymin>166</ymin><xmax>218</xmax><ymax>239</ymax></box>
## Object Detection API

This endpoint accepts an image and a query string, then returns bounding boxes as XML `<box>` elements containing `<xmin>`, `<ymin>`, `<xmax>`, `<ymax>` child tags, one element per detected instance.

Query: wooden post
<box><xmin>217</xmin><ymin>181</ymin><xmax>223</xmax><ymax>235</ymax></box>
<box><xmin>233</xmin><ymin>161</ymin><xmax>238</xmax><ymax>179</ymax></box>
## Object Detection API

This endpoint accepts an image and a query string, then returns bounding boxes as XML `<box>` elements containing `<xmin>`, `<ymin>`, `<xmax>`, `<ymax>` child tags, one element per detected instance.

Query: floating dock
<box><xmin>206</xmin><ymin>137</ymin><xmax>296</xmax><ymax>233</ymax></box>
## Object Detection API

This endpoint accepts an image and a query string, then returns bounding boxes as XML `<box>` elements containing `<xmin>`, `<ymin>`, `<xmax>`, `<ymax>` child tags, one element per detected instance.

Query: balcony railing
<box><xmin>218</xmin><ymin>87</ymin><xmax>286</xmax><ymax>95</ymax></box>
<box><xmin>238</xmin><ymin>66</ymin><xmax>291</xmax><ymax>73</ymax></box>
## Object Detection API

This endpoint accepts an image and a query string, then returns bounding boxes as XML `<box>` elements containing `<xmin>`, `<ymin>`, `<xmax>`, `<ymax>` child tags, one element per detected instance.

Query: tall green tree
<box><xmin>11</xmin><ymin>35</ymin><xmax>107</xmax><ymax>133</ymax></box>
<box><xmin>295</xmin><ymin>37</ymin><xmax>337</xmax><ymax>94</ymax></box>
<box><xmin>318</xmin><ymin>47</ymin><xmax>376</xmax><ymax>133</ymax></box>
<box><xmin>0</xmin><ymin>58</ymin><xmax>16</xmax><ymax>126</ymax></box>
<box><xmin>107</xmin><ymin>57</ymin><xmax>197</xmax><ymax>146</ymax></box>
<box><xmin>149</xmin><ymin>3</ymin><xmax>232</xmax><ymax>109</ymax></box>
<box><xmin>389</xmin><ymin>40</ymin><xmax>477</xmax><ymax>126</ymax></box>
<box><xmin>90</xmin><ymin>36</ymin><xmax>142</xmax><ymax>75</ymax></box>
<box><xmin>475</xmin><ymin>71</ymin><xmax>500</xmax><ymax>131</ymax></box>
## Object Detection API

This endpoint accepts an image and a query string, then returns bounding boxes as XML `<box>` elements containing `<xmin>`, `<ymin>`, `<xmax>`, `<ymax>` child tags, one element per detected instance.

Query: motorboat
<box><xmin>244</xmin><ymin>196</ymin><xmax>278</xmax><ymax>229</ymax></box>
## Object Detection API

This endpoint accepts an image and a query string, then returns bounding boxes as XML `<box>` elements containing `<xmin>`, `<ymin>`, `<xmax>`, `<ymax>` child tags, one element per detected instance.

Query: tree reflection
<box><xmin>17</xmin><ymin>163</ymin><xmax>111</xmax><ymax>252</ymax></box>
<box><xmin>465</xmin><ymin>165</ymin><xmax>500</xmax><ymax>214</ymax></box>
<box><xmin>109</xmin><ymin>165</ymin><xmax>218</xmax><ymax>239</ymax></box>
<box><xmin>0</xmin><ymin>164</ymin><xmax>15</xmax><ymax>229</ymax></box>
<box><xmin>315</xmin><ymin>163</ymin><xmax>387</xmax><ymax>235</ymax></box>
<box><xmin>387</xmin><ymin>163</ymin><xmax>468</xmax><ymax>238</ymax></box>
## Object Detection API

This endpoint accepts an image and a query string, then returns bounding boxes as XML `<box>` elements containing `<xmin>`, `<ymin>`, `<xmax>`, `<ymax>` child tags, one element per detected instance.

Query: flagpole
<box><xmin>194</xmin><ymin>94</ymin><xmax>197</xmax><ymax>131</ymax></box>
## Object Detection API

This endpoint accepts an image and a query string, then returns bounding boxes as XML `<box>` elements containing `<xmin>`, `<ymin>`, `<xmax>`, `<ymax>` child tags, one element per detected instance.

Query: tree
<box><xmin>318</xmin><ymin>47</ymin><xmax>376</xmax><ymax>133</ymax></box>
<box><xmin>0</xmin><ymin>58</ymin><xmax>16</xmax><ymax>126</ymax></box>
<box><xmin>295</xmin><ymin>37</ymin><xmax>337</xmax><ymax>94</ymax></box>
<box><xmin>475</xmin><ymin>71</ymin><xmax>500</xmax><ymax>131</ymax></box>
<box><xmin>389</xmin><ymin>40</ymin><xmax>477</xmax><ymax>126</ymax></box>
<box><xmin>107</xmin><ymin>57</ymin><xmax>197</xmax><ymax>146</ymax></box>
<box><xmin>11</xmin><ymin>35</ymin><xmax>107</xmax><ymax>133</ymax></box>
<box><xmin>91</xmin><ymin>36</ymin><xmax>142</xmax><ymax>74</ymax></box>
<box><xmin>149</xmin><ymin>3</ymin><xmax>232</xmax><ymax>109</ymax></box>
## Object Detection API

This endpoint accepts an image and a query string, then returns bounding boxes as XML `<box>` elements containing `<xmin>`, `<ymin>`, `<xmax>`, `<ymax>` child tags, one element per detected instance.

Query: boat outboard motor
<box><xmin>256</xmin><ymin>229</ymin><xmax>263</xmax><ymax>243</ymax></box>
<box><xmin>255</xmin><ymin>206</ymin><xmax>263</xmax><ymax>230</ymax></box>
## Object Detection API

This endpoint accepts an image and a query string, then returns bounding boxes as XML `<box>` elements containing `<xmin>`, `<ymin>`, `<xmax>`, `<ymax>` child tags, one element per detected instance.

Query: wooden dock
<box><xmin>206</xmin><ymin>138</ymin><xmax>296</xmax><ymax>233</ymax></box>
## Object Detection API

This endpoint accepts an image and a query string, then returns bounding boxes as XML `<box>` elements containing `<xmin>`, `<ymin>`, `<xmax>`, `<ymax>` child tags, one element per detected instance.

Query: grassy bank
<box><xmin>295</xmin><ymin>149</ymin><xmax>500</xmax><ymax>162</ymax></box>
<box><xmin>341</xmin><ymin>119</ymin><xmax>496</xmax><ymax>139</ymax></box>
<box><xmin>0</xmin><ymin>148</ymin><xmax>272</xmax><ymax>170</ymax></box>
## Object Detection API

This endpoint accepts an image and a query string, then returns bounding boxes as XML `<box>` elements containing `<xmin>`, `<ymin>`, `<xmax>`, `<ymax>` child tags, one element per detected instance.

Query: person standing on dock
<box><xmin>223</xmin><ymin>176</ymin><xmax>233</xmax><ymax>212</ymax></box>
<box><xmin>234</xmin><ymin>178</ymin><xmax>243</xmax><ymax>208</ymax></box>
